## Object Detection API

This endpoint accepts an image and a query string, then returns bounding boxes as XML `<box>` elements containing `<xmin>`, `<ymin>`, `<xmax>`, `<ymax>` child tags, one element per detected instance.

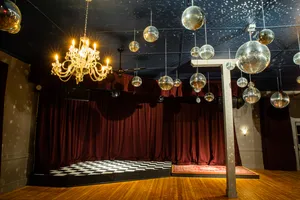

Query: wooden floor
<box><xmin>0</xmin><ymin>170</ymin><xmax>300</xmax><ymax>200</ymax></box>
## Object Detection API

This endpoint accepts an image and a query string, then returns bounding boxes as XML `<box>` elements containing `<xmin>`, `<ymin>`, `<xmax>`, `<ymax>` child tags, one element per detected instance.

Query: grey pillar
<box><xmin>221</xmin><ymin>65</ymin><xmax>237</xmax><ymax>198</ymax></box>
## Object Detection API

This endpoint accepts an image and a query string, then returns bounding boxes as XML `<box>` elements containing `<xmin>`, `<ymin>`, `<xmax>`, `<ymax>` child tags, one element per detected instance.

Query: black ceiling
<box><xmin>1</xmin><ymin>0</ymin><xmax>300</xmax><ymax>91</ymax></box>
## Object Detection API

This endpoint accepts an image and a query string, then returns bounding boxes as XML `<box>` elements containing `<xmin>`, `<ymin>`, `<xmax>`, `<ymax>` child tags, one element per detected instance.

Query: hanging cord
<box><xmin>134</xmin><ymin>29</ymin><xmax>136</xmax><ymax>41</ymax></box>
<box><xmin>194</xmin><ymin>32</ymin><xmax>197</xmax><ymax>47</ymax></box>
<box><xmin>176</xmin><ymin>70</ymin><xmax>178</xmax><ymax>79</ymax></box>
<box><xmin>196</xmin><ymin>67</ymin><xmax>198</xmax><ymax>73</ymax></box>
<box><xmin>249</xmin><ymin>31</ymin><xmax>252</xmax><ymax>41</ymax></box>
<box><xmin>83</xmin><ymin>0</ymin><xmax>90</xmax><ymax>37</ymax></box>
<box><xmin>297</xmin><ymin>30</ymin><xmax>300</xmax><ymax>51</ymax></box>
<box><xmin>276</xmin><ymin>76</ymin><xmax>280</xmax><ymax>92</ymax></box>
<box><xmin>261</xmin><ymin>0</ymin><xmax>266</xmax><ymax>29</ymax></box>
<box><xmin>191</xmin><ymin>0</ymin><xmax>194</xmax><ymax>6</ymax></box>
<box><xmin>207</xmin><ymin>72</ymin><xmax>210</xmax><ymax>92</ymax></box>
<box><xmin>240</xmin><ymin>71</ymin><xmax>243</xmax><ymax>77</ymax></box>
<box><xmin>228</xmin><ymin>48</ymin><xmax>231</xmax><ymax>59</ymax></box>
<box><xmin>249</xmin><ymin>74</ymin><xmax>252</xmax><ymax>83</ymax></box>
<box><xmin>279</xmin><ymin>69</ymin><xmax>283</xmax><ymax>91</ymax></box>
<box><xmin>204</xmin><ymin>20</ymin><xmax>208</xmax><ymax>45</ymax></box>
<box><xmin>150</xmin><ymin>10</ymin><xmax>153</xmax><ymax>26</ymax></box>
<box><xmin>165</xmin><ymin>38</ymin><xmax>167</xmax><ymax>75</ymax></box>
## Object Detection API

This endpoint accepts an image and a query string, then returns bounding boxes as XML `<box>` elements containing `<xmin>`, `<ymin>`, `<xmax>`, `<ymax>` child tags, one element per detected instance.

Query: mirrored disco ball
<box><xmin>297</xmin><ymin>76</ymin><xmax>300</xmax><ymax>84</ymax></box>
<box><xmin>237</xmin><ymin>77</ymin><xmax>248</xmax><ymax>88</ymax></box>
<box><xmin>270</xmin><ymin>91</ymin><xmax>290</xmax><ymax>109</ymax></box>
<box><xmin>174</xmin><ymin>78</ymin><xmax>182</xmax><ymax>87</ymax></box>
<box><xmin>0</xmin><ymin>0</ymin><xmax>21</xmax><ymax>32</ymax></box>
<box><xmin>181</xmin><ymin>6</ymin><xmax>205</xmax><ymax>31</ymax></box>
<box><xmin>294</xmin><ymin>52</ymin><xmax>300</xmax><ymax>65</ymax></box>
<box><xmin>196</xmin><ymin>97</ymin><xmax>201</xmax><ymax>103</ymax></box>
<box><xmin>191</xmin><ymin>46</ymin><xmax>200</xmax><ymax>58</ymax></box>
<box><xmin>194</xmin><ymin>88</ymin><xmax>201</xmax><ymax>93</ymax></box>
<box><xmin>258</xmin><ymin>29</ymin><xmax>275</xmax><ymax>45</ymax></box>
<box><xmin>131</xmin><ymin>76</ymin><xmax>142</xmax><ymax>87</ymax></box>
<box><xmin>190</xmin><ymin>72</ymin><xmax>206</xmax><ymax>90</ymax></box>
<box><xmin>225</xmin><ymin>61</ymin><xmax>236</xmax><ymax>71</ymax></box>
<box><xmin>111</xmin><ymin>90</ymin><xmax>120</xmax><ymax>98</ymax></box>
<box><xmin>158</xmin><ymin>75</ymin><xmax>174</xmax><ymax>91</ymax></box>
<box><xmin>236</xmin><ymin>41</ymin><xmax>271</xmax><ymax>74</ymax></box>
<box><xmin>143</xmin><ymin>26</ymin><xmax>159</xmax><ymax>43</ymax></box>
<box><xmin>242</xmin><ymin>82</ymin><xmax>261</xmax><ymax>104</ymax></box>
<box><xmin>204</xmin><ymin>92</ymin><xmax>215</xmax><ymax>102</ymax></box>
<box><xmin>129</xmin><ymin>41</ymin><xmax>140</xmax><ymax>52</ymax></box>
<box><xmin>8</xmin><ymin>24</ymin><xmax>20</xmax><ymax>34</ymax></box>
<box><xmin>199</xmin><ymin>44</ymin><xmax>215</xmax><ymax>60</ymax></box>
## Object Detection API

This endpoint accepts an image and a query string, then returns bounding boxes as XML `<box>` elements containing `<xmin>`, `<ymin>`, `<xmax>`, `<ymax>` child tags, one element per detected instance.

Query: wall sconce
<box><xmin>240</xmin><ymin>126</ymin><xmax>248</xmax><ymax>136</ymax></box>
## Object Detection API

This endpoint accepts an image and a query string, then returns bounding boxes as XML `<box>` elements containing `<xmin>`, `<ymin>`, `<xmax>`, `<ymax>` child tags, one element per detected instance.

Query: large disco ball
<box><xmin>236</xmin><ymin>41</ymin><xmax>271</xmax><ymax>74</ymax></box>
<box><xmin>8</xmin><ymin>24</ymin><xmax>20</xmax><ymax>34</ymax></box>
<box><xmin>270</xmin><ymin>91</ymin><xmax>290</xmax><ymax>109</ymax></box>
<box><xmin>191</xmin><ymin>46</ymin><xmax>200</xmax><ymax>58</ymax></box>
<box><xmin>225</xmin><ymin>61</ymin><xmax>236</xmax><ymax>71</ymax></box>
<box><xmin>131</xmin><ymin>76</ymin><xmax>142</xmax><ymax>87</ymax></box>
<box><xmin>158</xmin><ymin>75</ymin><xmax>174</xmax><ymax>91</ymax></box>
<box><xmin>174</xmin><ymin>78</ymin><xmax>182</xmax><ymax>87</ymax></box>
<box><xmin>181</xmin><ymin>6</ymin><xmax>205</xmax><ymax>31</ymax></box>
<box><xmin>190</xmin><ymin>72</ymin><xmax>206</xmax><ymax>90</ymax></box>
<box><xmin>199</xmin><ymin>44</ymin><xmax>215</xmax><ymax>60</ymax></box>
<box><xmin>297</xmin><ymin>76</ymin><xmax>300</xmax><ymax>84</ymax></box>
<box><xmin>143</xmin><ymin>26</ymin><xmax>159</xmax><ymax>43</ymax></box>
<box><xmin>258</xmin><ymin>29</ymin><xmax>275</xmax><ymax>45</ymax></box>
<box><xmin>294</xmin><ymin>52</ymin><xmax>300</xmax><ymax>65</ymax></box>
<box><xmin>242</xmin><ymin>82</ymin><xmax>261</xmax><ymax>104</ymax></box>
<box><xmin>204</xmin><ymin>92</ymin><xmax>215</xmax><ymax>102</ymax></box>
<box><xmin>0</xmin><ymin>0</ymin><xmax>21</xmax><ymax>33</ymax></box>
<box><xmin>129</xmin><ymin>41</ymin><xmax>140</xmax><ymax>52</ymax></box>
<box><xmin>237</xmin><ymin>77</ymin><xmax>248</xmax><ymax>88</ymax></box>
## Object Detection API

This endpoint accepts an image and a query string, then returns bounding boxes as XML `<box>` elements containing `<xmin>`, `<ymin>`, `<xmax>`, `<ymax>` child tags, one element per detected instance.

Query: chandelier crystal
<box><xmin>51</xmin><ymin>0</ymin><xmax>112</xmax><ymax>84</ymax></box>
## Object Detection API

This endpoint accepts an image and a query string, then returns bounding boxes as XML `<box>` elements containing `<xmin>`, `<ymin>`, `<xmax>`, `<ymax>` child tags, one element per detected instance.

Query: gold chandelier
<box><xmin>51</xmin><ymin>0</ymin><xmax>112</xmax><ymax>84</ymax></box>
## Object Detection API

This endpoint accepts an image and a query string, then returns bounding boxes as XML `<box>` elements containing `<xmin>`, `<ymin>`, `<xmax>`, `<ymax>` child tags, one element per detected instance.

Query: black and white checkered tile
<box><xmin>50</xmin><ymin>160</ymin><xmax>172</xmax><ymax>177</ymax></box>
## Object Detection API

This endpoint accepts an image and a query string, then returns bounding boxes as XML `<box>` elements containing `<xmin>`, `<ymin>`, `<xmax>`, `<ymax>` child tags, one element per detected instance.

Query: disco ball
<box><xmin>199</xmin><ymin>44</ymin><xmax>215</xmax><ymax>60</ymax></box>
<box><xmin>158</xmin><ymin>75</ymin><xmax>174</xmax><ymax>91</ymax></box>
<box><xmin>242</xmin><ymin>82</ymin><xmax>261</xmax><ymax>104</ymax></box>
<box><xmin>194</xmin><ymin>88</ymin><xmax>201</xmax><ymax>93</ymax></box>
<box><xmin>0</xmin><ymin>0</ymin><xmax>21</xmax><ymax>33</ymax></box>
<box><xmin>204</xmin><ymin>92</ymin><xmax>215</xmax><ymax>102</ymax></box>
<box><xmin>8</xmin><ymin>24</ymin><xmax>20</xmax><ymax>34</ymax></box>
<box><xmin>270</xmin><ymin>91</ymin><xmax>290</xmax><ymax>109</ymax></box>
<box><xmin>129</xmin><ymin>41</ymin><xmax>140</xmax><ymax>52</ymax></box>
<box><xmin>143</xmin><ymin>26</ymin><xmax>159</xmax><ymax>43</ymax></box>
<box><xmin>237</xmin><ymin>77</ymin><xmax>248</xmax><ymax>88</ymax></box>
<box><xmin>196</xmin><ymin>97</ymin><xmax>201</xmax><ymax>103</ymax></box>
<box><xmin>111</xmin><ymin>90</ymin><xmax>120</xmax><ymax>98</ymax></box>
<box><xmin>297</xmin><ymin>76</ymin><xmax>300</xmax><ymax>84</ymax></box>
<box><xmin>294</xmin><ymin>52</ymin><xmax>300</xmax><ymax>65</ymax></box>
<box><xmin>131</xmin><ymin>76</ymin><xmax>142</xmax><ymax>87</ymax></box>
<box><xmin>174</xmin><ymin>78</ymin><xmax>182</xmax><ymax>87</ymax></box>
<box><xmin>181</xmin><ymin>6</ymin><xmax>205</xmax><ymax>31</ymax></box>
<box><xmin>225</xmin><ymin>61</ymin><xmax>236</xmax><ymax>71</ymax></box>
<box><xmin>190</xmin><ymin>72</ymin><xmax>206</xmax><ymax>90</ymax></box>
<box><xmin>235</xmin><ymin>41</ymin><xmax>271</xmax><ymax>74</ymax></box>
<box><xmin>191</xmin><ymin>46</ymin><xmax>200</xmax><ymax>58</ymax></box>
<box><xmin>258</xmin><ymin>29</ymin><xmax>275</xmax><ymax>45</ymax></box>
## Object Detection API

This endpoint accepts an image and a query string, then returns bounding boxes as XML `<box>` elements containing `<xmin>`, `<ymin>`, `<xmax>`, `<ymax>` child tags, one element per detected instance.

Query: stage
<box><xmin>29</xmin><ymin>160</ymin><xmax>259</xmax><ymax>187</ymax></box>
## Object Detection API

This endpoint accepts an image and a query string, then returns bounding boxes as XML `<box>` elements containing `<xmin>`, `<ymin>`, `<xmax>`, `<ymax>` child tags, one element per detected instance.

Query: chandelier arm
<box><xmin>58</xmin><ymin>74</ymin><xmax>73</xmax><ymax>82</ymax></box>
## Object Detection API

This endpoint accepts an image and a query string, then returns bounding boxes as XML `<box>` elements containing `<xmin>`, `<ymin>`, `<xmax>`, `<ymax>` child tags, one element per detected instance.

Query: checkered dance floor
<box><xmin>50</xmin><ymin>160</ymin><xmax>172</xmax><ymax>177</ymax></box>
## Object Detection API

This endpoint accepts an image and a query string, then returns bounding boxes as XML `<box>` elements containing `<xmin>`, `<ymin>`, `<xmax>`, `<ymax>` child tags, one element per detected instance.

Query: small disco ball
<box><xmin>158</xmin><ymin>75</ymin><xmax>174</xmax><ymax>91</ymax></box>
<box><xmin>181</xmin><ymin>6</ymin><xmax>205</xmax><ymax>31</ymax></box>
<box><xmin>199</xmin><ymin>44</ymin><xmax>215</xmax><ymax>60</ymax></box>
<box><xmin>174</xmin><ymin>78</ymin><xmax>182</xmax><ymax>87</ymax></box>
<box><xmin>294</xmin><ymin>52</ymin><xmax>300</xmax><ymax>65</ymax></box>
<box><xmin>111</xmin><ymin>90</ymin><xmax>120</xmax><ymax>98</ymax></box>
<box><xmin>297</xmin><ymin>76</ymin><xmax>300</xmax><ymax>84</ymax></box>
<box><xmin>237</xmin><ymin>77</ymin><xmax>248</xmax><ymax>88</ymax></box>
<box><xmin>129</xmin><ymin>41</ymin><xmax>140</xmax><ymax>52</ymax></box>
<box><xmin>225</xmin><ymin>61</ymin><xmax>236</xmax><ymax>71</ymax></box>
<box><xmin>204</xmin><ymin>92</ymin><xmax>215</xmax><ymax>102</ymax></box>
<box><xmin>194</xmin><ymin>88</ymin><xmax>201</xmax><ymax>93</ymax></box>
<box><xmin>236</xmin><ymin>41</ymin><xmax>271</xmax><ymax>74</ymax></box>
<box><xmin>242</xmin><ymin>82</ymin><xmax>261</xmax><ymax>104</ymax></box>
<box><xmin>270</xmin><ymin>91</ymin><xmax>290</xmax><ymax>109</ymax></box>
<box><xmin>196</xmin><ymin>97</ymin><xmax>201</xmax><ymax>103</ymax></box>
<box><xmin>258</xmin><ymin>29</ymin><xmax>275</xmax><ymax>45</ymax></box>
<box><xmin>191</xmin><ymin>46</ymin><xmax>201</xmax><ymax>58</ymax></box>
<box><xmin>0</xmin><ymin>0</ymin><xmax>21</xmax><ymax>33</ymax></box>
<box><xmin>143</xmin><ymin>26</ymin><xmax>159</xmax><ymax>43</ymax></box>
<box><xmin>190</xmin><ymin>72</ymin><xmax>206</xmax><ymax>90</ymax></box>
<box><xmin>131</xmin><ymin>76</ymin><xmax>142</xmax><ymax>87</ymax></box>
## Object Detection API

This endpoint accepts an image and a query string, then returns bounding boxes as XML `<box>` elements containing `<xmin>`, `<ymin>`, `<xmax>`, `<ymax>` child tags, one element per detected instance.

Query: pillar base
<box><xmin>226</xmin><ymin>189</ymin><xmax>238</xmax><ymax>198</ymax></box>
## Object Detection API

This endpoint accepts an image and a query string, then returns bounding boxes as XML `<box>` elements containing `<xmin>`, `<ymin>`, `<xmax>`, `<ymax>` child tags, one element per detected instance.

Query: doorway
<box><xmin>290</xmin><ymin>118</ymin><xmax>300</xmax><ymax>170</ymax></box>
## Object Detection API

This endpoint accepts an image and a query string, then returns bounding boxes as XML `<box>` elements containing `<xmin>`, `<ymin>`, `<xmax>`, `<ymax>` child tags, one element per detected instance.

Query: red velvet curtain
<box><xmin>35</xmin><ymin>91</ymin><xmax>241</xmax><ymax>173</ymax></box>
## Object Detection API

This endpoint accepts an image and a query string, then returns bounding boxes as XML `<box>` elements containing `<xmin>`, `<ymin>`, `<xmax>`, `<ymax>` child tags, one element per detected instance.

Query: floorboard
<box><xmin>0</xmin><ymin>170</ymin><xmax>300</xmax><ymax>200</ymax></box>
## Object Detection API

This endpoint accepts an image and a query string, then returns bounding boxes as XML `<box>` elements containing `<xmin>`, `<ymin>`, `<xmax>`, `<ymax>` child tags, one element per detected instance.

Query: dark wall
<box><xmin>260</xmin><ymin>98</ymin><xmax>297</xmax><ymax>171</ymax></box>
